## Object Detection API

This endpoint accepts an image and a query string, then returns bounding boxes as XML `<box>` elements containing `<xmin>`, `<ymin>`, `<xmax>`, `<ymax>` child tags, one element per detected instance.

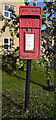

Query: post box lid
<box><xmin>19</xmin><ymin>6</ymin><xmax>42</xmax><ymax>18</ymax></box>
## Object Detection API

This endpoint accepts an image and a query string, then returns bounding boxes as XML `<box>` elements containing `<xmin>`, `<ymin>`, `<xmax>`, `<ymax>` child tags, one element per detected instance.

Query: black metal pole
<box><xmin>25</xmin><ymin>60</ymin><xmax>31</xmax><ymax>112</ymax></box>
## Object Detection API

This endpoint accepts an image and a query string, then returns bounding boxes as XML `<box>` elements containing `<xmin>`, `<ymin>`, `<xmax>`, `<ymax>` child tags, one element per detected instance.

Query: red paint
<box><xmin>19</xmin><ymin>6</ymin><xmax>42</xmax><ymax>60</ymax></box>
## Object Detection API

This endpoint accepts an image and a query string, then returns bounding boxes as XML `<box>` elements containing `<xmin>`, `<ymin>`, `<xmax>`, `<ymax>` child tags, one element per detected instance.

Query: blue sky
<box><xmin>31</xmin><ymin>1</ymin><xmax>46</xmax><ymax>8</ymax></box>
<box><xmin>31</xmin><ymin>2</ymin><xmax>46</xmax><ymax>7</ymax></box>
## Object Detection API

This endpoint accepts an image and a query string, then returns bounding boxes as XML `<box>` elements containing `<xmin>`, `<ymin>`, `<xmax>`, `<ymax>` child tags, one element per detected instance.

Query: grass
<box><xmin>2</xmin><ymin>66</ymin><xmax>55</xmax><ymax>120</ymax></box>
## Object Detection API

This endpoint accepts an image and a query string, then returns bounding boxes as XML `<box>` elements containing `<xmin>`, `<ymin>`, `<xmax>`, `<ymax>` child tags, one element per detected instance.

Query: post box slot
<box><xmin>20</xmin><ymin>15</ymin><xmax>40</xmax><ymax>19</ymax></box>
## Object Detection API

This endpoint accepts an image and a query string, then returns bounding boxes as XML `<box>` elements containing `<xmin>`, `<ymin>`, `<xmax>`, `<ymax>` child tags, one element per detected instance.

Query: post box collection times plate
<box><xmin>19</xmin><ymin>6</ymin><xmax>42</xmax><ymax>59</ymax></box>
<box><xmin>26</xmin><ymin>33</ymin><xmax>35</xmax><ymax>51</ymax></box>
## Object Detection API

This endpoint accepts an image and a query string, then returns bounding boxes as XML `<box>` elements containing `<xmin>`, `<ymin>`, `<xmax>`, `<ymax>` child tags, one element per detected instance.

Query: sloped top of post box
<box><xmin>19</xmin><ymin>6</ymin><xmax>42</xmax><ymax>19</ymax></box>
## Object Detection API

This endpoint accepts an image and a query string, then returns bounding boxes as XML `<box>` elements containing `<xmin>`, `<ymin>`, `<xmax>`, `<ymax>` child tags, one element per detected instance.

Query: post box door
<box><xmin>19</xmin><ymin>28</ymin><xmax>41</xmax><ymax>59</ymax></box>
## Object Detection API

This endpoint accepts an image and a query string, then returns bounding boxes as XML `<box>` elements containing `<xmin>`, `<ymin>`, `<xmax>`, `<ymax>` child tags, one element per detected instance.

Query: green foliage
<box><xmin>39</xmin><ymin>1</ymin><xmax>55</xmax><ymax>86</ymax></box>
<box><xmin>33</xmin><ymin>2</ymin><xmax>37</xmax><ymax>6</ymax></box>
<box><xmin>2</xmin><ymin>48</ymin><xmax>24</xmax><ymax>75</ymax></box>
<box><xmin>1</xmin><ymin>8</ymin><xmax>21</xmax><ymax>74</ymax></box>
<box><xmin>31</xmin><ymin>60</ymin><xmax>39</xmax><ymax>70</ymax></box>
<box><xmin>1</xmin><ymin>25</ymin><xmax>6</xmax><ymax>32</ymax></box>
<box><xmin>25</xmin><ymin>2</ymin><xmax>30</xmax><ymax>6</ymax></box>
<box><xmin>11</xmin><ymin>32</ymin><xmax>13</xmax><ymax>36</ymax></box>
<box><xmin>22</xmin><ymin>60</ymin><xmax>27</xmax><ymax>72</ymax></box>
<box><xmin>20</xmin><ymin>60</ymin><xmax>40</xmax><ymax>72</ymax></box>
<box><xmin>40</xmin><ymin>36</ymin><xmax>54</xmax><ymax>86</ymax></box>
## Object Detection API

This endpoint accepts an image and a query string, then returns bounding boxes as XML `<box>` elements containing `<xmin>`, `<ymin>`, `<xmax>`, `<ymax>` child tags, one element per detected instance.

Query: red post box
<box><xmin>19</xmin><ymin>6</ymin><xmax>42</xmax><ymax>60</ymax></box>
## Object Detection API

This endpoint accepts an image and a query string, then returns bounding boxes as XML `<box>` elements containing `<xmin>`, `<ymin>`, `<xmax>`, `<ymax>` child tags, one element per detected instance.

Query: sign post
<box><xmin>25</xmin><ymin>60</ymin><xmax>31</xmax><ymax>112</ymax></box>
<box><xmin>19</xmin><ymin>6</ymin><xmax>42</xmax><ymax>112</ymax></box>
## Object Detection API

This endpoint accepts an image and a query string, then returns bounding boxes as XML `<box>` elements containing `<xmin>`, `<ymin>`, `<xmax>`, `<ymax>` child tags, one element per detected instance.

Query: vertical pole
<box><xmin>25</xmin><ymin>60</ymin><xmax>31</xmax><ymax>112</ymax></box>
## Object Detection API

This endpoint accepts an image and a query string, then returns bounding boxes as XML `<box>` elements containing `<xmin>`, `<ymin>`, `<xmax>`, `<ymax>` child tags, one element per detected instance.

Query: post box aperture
<box><xmin>19</xmin><ymin>6</ymin><xmax>42</xmax><ymax>59</ymax></box>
